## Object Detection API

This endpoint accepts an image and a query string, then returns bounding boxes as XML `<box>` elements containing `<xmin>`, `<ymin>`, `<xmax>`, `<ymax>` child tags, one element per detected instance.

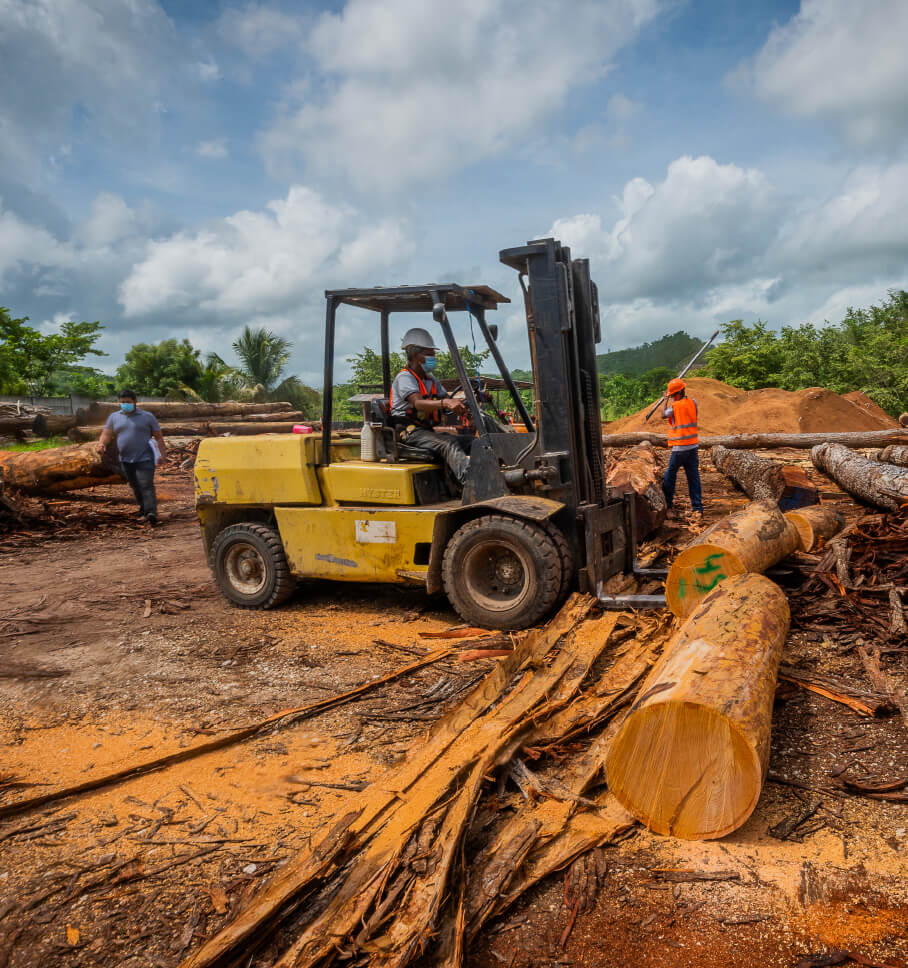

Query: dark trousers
<box><xmin>662</xmin><ymin>447</ymin><xmax>703</xmax><ymax>512</ymax></box>
<box><xmin>120</xmin><ymin>459</ymin><xmax>157</xmax><ymax>516</ymax></box>
<box><xmin>404</xmin><ymin>427</ymin><xmax>471</xmax><ymax>485</ymax></box>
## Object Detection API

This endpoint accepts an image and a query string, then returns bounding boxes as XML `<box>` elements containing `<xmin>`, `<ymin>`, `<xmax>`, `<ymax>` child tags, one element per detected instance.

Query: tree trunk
<box><xmin>900</xmin><ymin>413</ymin><xmax>908</xmax><ymax>428</ymax></box>
<box><xmin>208</xmin><ymin>421</ymin><xmax>300</xmax><ymax>435</ymax></box>
<box><xmin>665</xmin><ymin>500</ymin><xmax>800</xmax><ymax>618</ymax></box>
<box><xmin>711</xmin><ymin>445</ymin><xmax>818</xmax><ymax>509</ymax></box>
<box><xmin>878</xmin><ymin>445</ymin><xmax>908</xmax><ymax>468</ymax></box>
<box><xmin>237</xmin><ymin>411</ymin><xmax>305</xmax><ymax>423</ymax></box>
<box><xmin>0</xmin><ymin>442</ymin><xmax>122</xmax><ymax>494</ymax></box>
<box><xmin>0</xmin><ymin>416</ymin><xmax>35</xmax><ymax>436</ymax></box>
<box><xmin>811</xmin><ymin>442</ymin><xmax>908</xmax><ymax>512</ymax></box>
<box><xmin>68</xmin><ymin>422</ymin><xmax>211</xmax><ymax>442</ymax></box>
<box><xmin>605</xmin><ymin>441</ymin><xmax>667</xmax><ymax>537</ymax></box>
<box><xmin>32</xmin><ymin>413</ymin><xmax>78</xmax><ymax>437</ymax></box>
<box><xmin>602</xmin><ymin>429</ymin><xmax>908</xmax><ymax>450</ymax></box>
<box><xmin>606</xmin><ymin>573</ymin><xmax>789</xmax><ymax>839</ymax></box>
<box><xmin>76</xmin><ymin>400</ymin><xmax>294</xmax><ymax>425</ymax></box>
<box><xmin>784</xmin><ymin>505</ymin><xmax>846</xmax><ymax>552</ymax></box>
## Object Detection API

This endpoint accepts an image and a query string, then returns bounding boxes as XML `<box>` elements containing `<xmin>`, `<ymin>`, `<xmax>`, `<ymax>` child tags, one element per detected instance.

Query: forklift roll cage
<box><xmin>319</xmin><ymin>238</ymin><xmax>634</xmax><ymax>595</ymax></box>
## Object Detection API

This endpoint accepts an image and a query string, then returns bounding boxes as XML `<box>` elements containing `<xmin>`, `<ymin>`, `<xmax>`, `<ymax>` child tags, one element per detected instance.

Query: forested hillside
<box><xmin>597</xmin><ymin>331</ymin><xmax>703</xmax><ymax>375</ymax></box>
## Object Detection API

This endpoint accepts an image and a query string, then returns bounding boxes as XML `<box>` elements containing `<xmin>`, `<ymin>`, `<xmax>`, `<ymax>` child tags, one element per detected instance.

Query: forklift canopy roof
<box><xmin>325</xmin><ymin>284</ymin><xmax>509</xmax><ymax>315</ymax></box>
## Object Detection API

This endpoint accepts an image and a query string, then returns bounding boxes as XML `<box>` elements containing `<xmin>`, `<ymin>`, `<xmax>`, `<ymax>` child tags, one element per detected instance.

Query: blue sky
<box><xmin>1</xmin><ymin>0</ymin><xmax>906</xmax><ymax>385</ymax></box>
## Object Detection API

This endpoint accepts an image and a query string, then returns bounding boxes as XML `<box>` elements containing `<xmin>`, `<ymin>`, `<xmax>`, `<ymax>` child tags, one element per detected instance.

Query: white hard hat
<box><xmin>401</xmin><ymin>327</ymin><xmax>440</xmax><ymax>351</ymax></box>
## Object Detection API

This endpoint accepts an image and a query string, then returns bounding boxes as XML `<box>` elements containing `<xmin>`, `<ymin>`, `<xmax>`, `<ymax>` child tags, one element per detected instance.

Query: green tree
<box><xmin>0</xmin><ymin>308</ymin><xmax>106</xmax><ymax>394</ymax></box>
<box><xmin>230</xmin><ymin>326</ymin><xmax>321</xmax><ymax>417</ymax></box>
<box><xmin>115</xmin><ymin>338</ymin><xmax>203</xmax><ymax>397</ymax></box>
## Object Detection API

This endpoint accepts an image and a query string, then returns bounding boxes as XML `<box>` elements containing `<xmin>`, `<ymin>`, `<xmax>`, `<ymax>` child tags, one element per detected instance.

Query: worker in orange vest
<box><xmin>661</xmin><ymin>377</ymin><xmax>703</xmax><ymax>516</ymax></box>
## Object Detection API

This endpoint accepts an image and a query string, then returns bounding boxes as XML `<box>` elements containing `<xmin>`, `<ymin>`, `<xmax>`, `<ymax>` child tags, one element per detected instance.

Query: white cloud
<box><xmin>119</xmin><ymin>185</ymin><xmax>413</xmax><ymax>318</ymax></box>
<box><xmin>196</xmin><ymin>139</ymin><xmax>229</xmax><ymax>159</ymax></box>
<box><xmin>197</xmin><ymin>60</ymin><xmax>221</xmax><ymax>82</ymax></box>
<box><xmin>606</xmin><ymin>93</ymin><xmax>638</xmax><ymax>123</ymax></box>
<box><xmin>217</xmin><ymin>3</ymin><xmax>305</xmax><ymax>59</ymax></box>
<box><xmin>732</xmin><ymin>0</ymin><xmax>908</xmax><ymax>148</ymax></box>
<box><xmin>260</xmin><ymin>0</ymin><xmax>663</xmax><ymax>191</ymax></box>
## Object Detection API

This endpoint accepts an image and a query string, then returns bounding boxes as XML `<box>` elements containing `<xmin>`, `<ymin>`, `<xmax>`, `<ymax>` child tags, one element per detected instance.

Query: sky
<box><xmin>1</xmin><ymin>0</ymin><xmax>907</xmax><ymax>386</ymax></box>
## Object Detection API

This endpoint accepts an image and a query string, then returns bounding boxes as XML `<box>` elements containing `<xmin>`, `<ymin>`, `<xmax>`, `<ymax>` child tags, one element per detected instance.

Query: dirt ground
<box><xmin>0</xmin><ymin>452</ymin><xmax>906</xmax><ymax>968</ymax></box>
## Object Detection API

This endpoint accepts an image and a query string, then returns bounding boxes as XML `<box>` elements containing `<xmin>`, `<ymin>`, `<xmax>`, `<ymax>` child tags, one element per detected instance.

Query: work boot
<box><xmin>146</xmin><ymin>513</ymin><xmax>160</xmax><ymax>527</ymax></box>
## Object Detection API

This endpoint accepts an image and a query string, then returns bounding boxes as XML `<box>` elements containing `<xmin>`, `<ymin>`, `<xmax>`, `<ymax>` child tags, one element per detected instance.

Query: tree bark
<box><xmin>236</xmin><ymin>411</ymin><xmax>305</xmax><ymax>423</ymax></box>
<box><xmin>0</xmin><ymin>416</ymin><xmax>35</xmax><ymax>436</ymax></box>
<box><xmin>76</xmin><ymin>400</ymin><xmax>294</xmax><ymax>425</ymax></box>
<box><xmin>665</xmin><ymin>499</ymin><xmax>800</xmax><ymax>618</ymax></box>
<box><xmin>606</xmin><ymin>573</ymin><xmax>789</xmax><ymax>840</ymax></box>
<box><xmin>208</xmin><ymin>421</ymin><xmax>301</xmax><ymax>435</ymax></box>
<box><xmin>711</xmin><ymin>445</ymin><xmax>818</xmax><ymax>509</ymax></box>
<box><xmin>602</xmin><ymin>428</ymin><xmax>908</xmax><ymax>450</ymax></box>
<box><xmin>878</xmin><ymin>445</ymin><xmax>908</xmax><ymax>468</ymax></box>
<box><xmin>0</xmin><ymin>442</ymin><xmax>121</xmax><ymax>494</ymax></box>
<box><xmin>784</xmin><ymin>505</ymin><xmax>846</xmax><ymax>552</ymax></box>
<box><xmin>32</xmin><ymin>413</ymin><xmax>78</xmax><ymax>437</ymax></box>
<box><xmin>900</xmin><ymin>413</ymin><xmax>908</xmax><ymax>428</ymax></box>
<box><xmin>811</xmin><ymin>442</ymin><xmax>908</xmax><ymax>512</ymax></box>
<box><xmin>605</xmin><ymin>441</ymin><xmax>667</xmax><ymax>537</ymax></box>
<box><xmin>68</xmin><ymin>422</ymin><xmax>211</xmax><ymax>441</ymax></box>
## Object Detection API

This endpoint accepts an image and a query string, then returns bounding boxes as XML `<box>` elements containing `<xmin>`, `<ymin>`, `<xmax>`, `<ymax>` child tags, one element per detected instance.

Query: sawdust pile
<box><xmin>605</xmin><ymin>378</ymin><xmax>899</xmax><ymax>435</ymax></box>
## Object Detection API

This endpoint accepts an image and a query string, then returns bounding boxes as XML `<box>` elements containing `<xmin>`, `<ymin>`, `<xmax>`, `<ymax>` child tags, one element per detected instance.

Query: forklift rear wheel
<box><xmin>442</xmin><ymin>515</ymin><xmax>562</xmax><ymax>630</ymax></box>
<box><xmin>211</xmin><ymin>523</ymin><xmax>296</xmax><ymax>609</ymax></box>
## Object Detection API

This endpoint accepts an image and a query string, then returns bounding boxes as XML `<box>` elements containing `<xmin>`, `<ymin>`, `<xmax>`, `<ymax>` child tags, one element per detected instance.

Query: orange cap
<box><xmin>667</xmin><ymin>377</ymin><xmax>686</xmax><ymax>395</ymax></box>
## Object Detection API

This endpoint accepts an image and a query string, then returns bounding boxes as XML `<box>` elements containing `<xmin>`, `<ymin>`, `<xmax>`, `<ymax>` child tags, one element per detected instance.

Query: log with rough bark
<box><xmin>0</xmin><ymin>416</ymin><xmax>35</xmax><ymax>436</ymax></box>
<box><xmin>605</xmin><ymin>441</ymin><xmax>667</xmax><ymax>536</ymax></box>
<box><xmin>67</xmin><ymin>422</ymin><xmax>211</xmax><ymax>442</ymax></box>
<box><xmin>76</xmin><ymin>400</ymin><xmax>293</xmax><ymax>425</ymax></box>
<box><xmin>208</xmin><ymin>421</ymin><xmax>300</xmax><ymax>435</ymax></box>
<box><xmin>784</xmin><ymin>505</ymin><xmax>845</xmax><ymax>552</ymax></box>
<box><xmin>606</xmin><ymin>573</ymin><xmax>790</xmax><ymax>839</ymax></box>
<box><xmin>878</xmin><ymin>445</ymin><xmax>908</xmax><ymax>468</ymax></box>
<box><xmin>900</xmin><ymin>413</ymin><xmax>908</xmax><ymax>428</ymax></box>
<box><xmin>32</xmin><ymin>413</ymin><xmax>78</xmax><ymax>437</ymax></box>
<box><xmin>811</xmin><ymin>442</ymin><xmax>908</xmax><ymax>512</ymax></box>
<box><xmin>602</xmin><ymin>428</ymin><xmax>908</xmax><ymax>450</ymax></box>
<box><xmin>665</xmin><ymin>500</ymin><xmax>800</xmax><ymax>618</ymax></box>
<box><xmin>237</xmin><ymin>410</ymin><xmax>305</xmax><ymax>422</ymax></box>
<box><xmin>0</xmin><ymin>442</ymin><xmax>121</xmax><ymax>494</ymax></box>
<box><xmin>711</xmin><ymin>445</ymin><xmax>818</xmax><ymax>509</ymax></box>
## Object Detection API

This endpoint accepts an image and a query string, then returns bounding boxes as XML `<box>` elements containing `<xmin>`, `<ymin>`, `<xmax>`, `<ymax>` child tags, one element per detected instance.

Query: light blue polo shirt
<box><xmin>104</xmin><ymin>408</ymin><xmax>160</xmax><ymax>462</ymax></box>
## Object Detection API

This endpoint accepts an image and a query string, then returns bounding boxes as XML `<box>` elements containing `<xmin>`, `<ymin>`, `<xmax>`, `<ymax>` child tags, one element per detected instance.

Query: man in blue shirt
<box><xmin>97</xmin><ymin>389</ymin><xmax>167</xmax><ymax>525</ymax></box>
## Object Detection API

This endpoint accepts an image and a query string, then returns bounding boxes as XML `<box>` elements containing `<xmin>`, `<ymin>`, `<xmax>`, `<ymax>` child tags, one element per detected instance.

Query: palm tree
<box><xmin>232</xmin><ymin>326</ymin><xmax>292</xmax><ymax>400</ymax></box>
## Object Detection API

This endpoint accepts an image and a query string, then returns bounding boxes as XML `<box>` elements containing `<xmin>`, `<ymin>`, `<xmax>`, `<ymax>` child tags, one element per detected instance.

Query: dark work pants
<box><xmin>662</xmin><ymin>447</ymin><xmax>703</xmax><ymax>512</ymax></box>
<box><xmin>120</xmin><ymin>459</ymin><xmax>157</xmax><ymax>516</ymax></box>
<box><xmin>404</xmin><ymin>428</ymin><xmax>471</xmax><ymax>485</ymax></box>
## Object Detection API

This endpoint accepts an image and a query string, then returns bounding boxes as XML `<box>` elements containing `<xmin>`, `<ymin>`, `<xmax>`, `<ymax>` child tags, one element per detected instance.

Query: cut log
<box><xmin>67</xmin><ymin>422</ymin><xmax>211</xmax><ymax>442</ymax></box>
<box><xmin>32</xmin><ymin>413</ymin><xmax>78</xmax><ymax>437</ymax></box>
<box><xmin>878</xmin><ymin>445</ymin><xmax>908</xmax><ymax>468</ymax></box>
<box><xmin>784</xmin><ymin>505</ymin><xmax>845</xmax><ymax>552</ymax></box>
<box><xmin>606</xmin><ymin>573</ymin><xmax>790</xmax><ymax>839</ymax></box>
<box><xmin>208</xmin><ymin>421</ymin><xmax>300</xmax><ymax>435</ymax></box>
<box><xmin>0</xmin><ymin>442</ymin><xmax>121</xmax><ymax>494</ymax></box>
<box><xmin>602</xmin><ymin>429</ymin><xmax>908</xmax><ymax>450</ymax></box>
<box><xmin>0</xmin><ymin>416</ymin><xmax>35</xmax><ymax>436</ymax></box>
<box><xmin>665</xmin><ymin>500</ymin><xmax>800</xmax><ymax>619</ymax></box>
<box><xmin>237</xmin><ymin>411</ymin><xmax>305</xmax><ymax>423</ymax></box>
<box><xmin>711</xmin><ymin>446</ymin><xmax>819</xmax><ymax>510</ymax></box>
<box><xmin>900</xmin><ymin>413</ymin><xmax>908</xmax><ymax>428</ymax></box>
<box><xmin>605</xmin><ymin>441</ymin><xmax>667</xmax><ymax>536</ymax></box>
<box><xmin>811</xmin><ymin>442</ymin><xmax>908</xmax><ymax>512</ymax></box>
<box><xmin>76</xmin><ymin>400</ymin><xmax>293</xmax><ymax>425</ymax></box>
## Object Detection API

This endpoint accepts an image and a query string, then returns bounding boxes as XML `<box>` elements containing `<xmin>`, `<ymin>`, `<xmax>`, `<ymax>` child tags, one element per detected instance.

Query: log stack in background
<box><xmin>606</xmin><ymin>573</ymin><xmax>790</xmax><ymax>839</ymax></box>
<box><xmin>75</xmin><ymin>399</ymin><xmax>295</xmax><ymax>425</ymax></box>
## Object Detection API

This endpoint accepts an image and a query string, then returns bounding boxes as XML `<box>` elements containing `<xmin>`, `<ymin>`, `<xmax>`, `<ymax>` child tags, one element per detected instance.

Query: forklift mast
<box><xmin>499</xmin><ymin>238</ymin><xmax>630</xmax><ymax>592</ymax></box>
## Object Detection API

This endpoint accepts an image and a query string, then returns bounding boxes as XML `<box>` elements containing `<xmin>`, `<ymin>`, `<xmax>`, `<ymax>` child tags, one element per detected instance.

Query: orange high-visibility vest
<box><xmin>667</xmin><ymin>397</ymin><xmax>699</xmax><ymax>447</ymax></box>
<box><xmin>389</xmin><ymin>367</ymin><xmax>441</xmax><ymax>425</ymax></box>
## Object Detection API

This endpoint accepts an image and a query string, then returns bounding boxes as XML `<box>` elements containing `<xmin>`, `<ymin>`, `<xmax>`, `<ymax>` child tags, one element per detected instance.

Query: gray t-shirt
<box><xmin>104</xmin><ymin>408</ymin><xmax>160</xmax><ymax>462</ymax></box>
<box><xmin>390</xmin><ymin>369</ymin><xmax>447</xmax><ymax>418</ymax></box>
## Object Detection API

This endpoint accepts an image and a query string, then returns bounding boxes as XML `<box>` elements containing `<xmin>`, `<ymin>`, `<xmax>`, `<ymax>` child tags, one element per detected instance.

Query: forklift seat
<box><xmin>368</xmin><ymin>398</ymin><xmax>438</xmax><ymax>464</ymax></box>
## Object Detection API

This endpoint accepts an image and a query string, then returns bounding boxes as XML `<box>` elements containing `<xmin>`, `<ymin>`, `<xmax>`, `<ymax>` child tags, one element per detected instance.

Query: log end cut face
<box><xmin>606</xmin><ymin>700</ymin><xmax>761</xmax><ymax>840</ymax></box>
<box><xmin>665</xmin><ymin>543</ymin><xmax>745</xmax><ymax>618</ymax></box>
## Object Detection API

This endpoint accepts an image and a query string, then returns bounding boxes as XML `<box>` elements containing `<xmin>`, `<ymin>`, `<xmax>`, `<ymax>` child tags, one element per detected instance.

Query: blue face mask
<box><xmin>423</xmin><ymin>355</ymin><xmax>437</xmax><ymax>372</ymax></box>
<box><xmin>120</xmin><ymin>402</ymin><xmax>135</xmax><ymax>413</ymax></box>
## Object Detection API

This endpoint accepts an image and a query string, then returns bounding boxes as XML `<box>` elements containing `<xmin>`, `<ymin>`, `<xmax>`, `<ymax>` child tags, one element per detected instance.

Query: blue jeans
<box><xmin>663</xmin><ymin>447</ymin><xmax>703</xmax><ymax>512</ymax></box>
<box><xmin>120</xmin><ymin>459</ymin><xmax>157</xmax><ymax>517</ymax></box>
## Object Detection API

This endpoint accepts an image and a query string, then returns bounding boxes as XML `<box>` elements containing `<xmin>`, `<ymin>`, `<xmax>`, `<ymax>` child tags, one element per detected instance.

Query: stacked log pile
<box><xmin>178</xmin><ymin>597</ymin><xmax>668</xmax><ymax>968</ymax></box>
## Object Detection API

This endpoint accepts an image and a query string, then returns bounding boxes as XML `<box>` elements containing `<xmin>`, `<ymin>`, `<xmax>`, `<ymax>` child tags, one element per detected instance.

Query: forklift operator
<box><xmin>390</xmin><ymin>328</ymin><xmax>471</xmax><ymax>487</ymax></box>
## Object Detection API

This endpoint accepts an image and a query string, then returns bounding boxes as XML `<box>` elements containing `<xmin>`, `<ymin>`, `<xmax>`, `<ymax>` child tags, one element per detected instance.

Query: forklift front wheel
<box><xmin>442</xmin><ymin>514</ymin><xmax>562</xmax><ymax>630</ymax></box>
<box><xmin>211</xmin><ymin>523</ymin><xmax>296</xmax><ymax>609</ymax></box>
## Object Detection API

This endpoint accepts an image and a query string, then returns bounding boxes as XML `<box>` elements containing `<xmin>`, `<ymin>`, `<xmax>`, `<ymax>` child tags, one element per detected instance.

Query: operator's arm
<box><xmin>405</xmin><ymin>393</ymin><xmax>464</xmax><ymax>416</ymax></box>
<box><xmin>661</xmin><ymin>403</ymin><xmax>673</xmax><ymax>421</ymax></box>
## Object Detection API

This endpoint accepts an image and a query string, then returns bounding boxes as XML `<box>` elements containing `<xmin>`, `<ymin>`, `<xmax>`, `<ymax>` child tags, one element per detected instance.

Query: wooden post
<box><xmin>606</xmin><ymin>573</ymin><xmax>790</xmax><ymax>839</ymax></box>
<box><xmin>784</xmin><ymin>505</ymin><xmax>845</xmax><ymax>552</ymax></box>
<box><xmin>811</xmin><ymin>442</ymin><xmax>908</xmax><ymax>512</ymax></box>
<box><xmin>665</xmin><ymin>500</ymin><xmax>800</xmax><ymax>618</ymax></box>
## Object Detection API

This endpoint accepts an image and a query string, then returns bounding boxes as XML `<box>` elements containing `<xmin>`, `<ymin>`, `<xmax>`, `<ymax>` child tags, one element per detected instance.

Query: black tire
<box><xmin>441</xmin><ymin>514</ymin><xmax>562</xmax><ymax>630</ymax></box>
<box><xmin>211</xmin><ymin>523</ymin><xmax>296</xmax><ymax>609</ymax></box>
<box><xmin>543</xmin><ymin>521</ymin><xmax>574</xmax><ymax>605</ymax></box>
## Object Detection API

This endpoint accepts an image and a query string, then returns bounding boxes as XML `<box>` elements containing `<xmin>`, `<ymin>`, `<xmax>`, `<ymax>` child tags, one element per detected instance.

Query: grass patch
<box><xmin>0</xmin><ymin>436</ymin><xmax>69</xmax><ymax>452</ymax></box>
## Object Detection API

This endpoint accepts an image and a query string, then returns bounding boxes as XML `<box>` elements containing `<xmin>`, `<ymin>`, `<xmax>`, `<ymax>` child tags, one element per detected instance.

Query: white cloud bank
<box><xmin>258</xmin><ymin>0</ymin><xmax>663</xmax><ymax>191</ymax></box>
<box><xmin>732</xmin><ymin>0</ymin><xmax>908</xmax><ymax>148</ymax></box>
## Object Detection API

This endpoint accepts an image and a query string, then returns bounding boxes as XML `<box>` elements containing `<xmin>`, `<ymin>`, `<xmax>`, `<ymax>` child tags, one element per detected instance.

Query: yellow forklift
<box><xmin>194</xmin><ymin>238</ymin><xmax>635</xmax><ymax>629</ymax></box>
